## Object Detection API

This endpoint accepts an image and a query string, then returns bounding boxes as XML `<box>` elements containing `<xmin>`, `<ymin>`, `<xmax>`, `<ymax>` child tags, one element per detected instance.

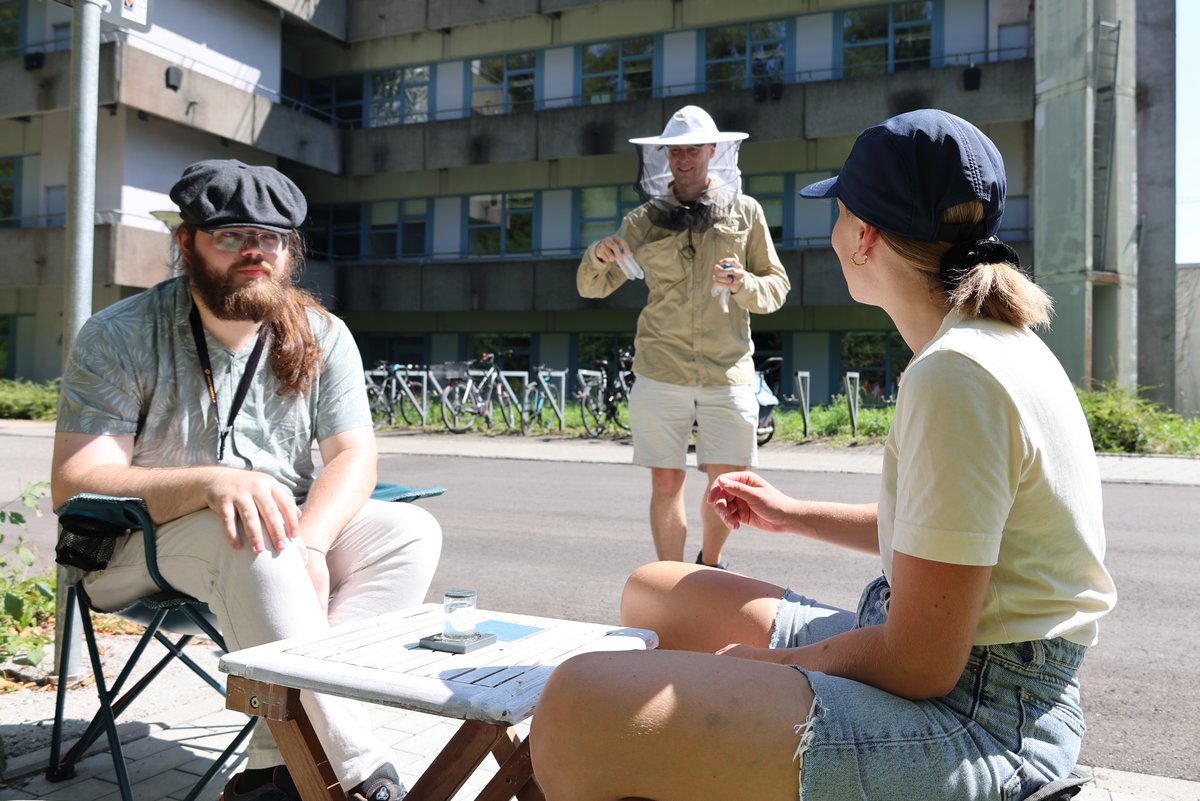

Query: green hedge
<box><xmin>0</xmin><ymin>380</ymin><xmax>58</xmax><ymax>421</ymax></box>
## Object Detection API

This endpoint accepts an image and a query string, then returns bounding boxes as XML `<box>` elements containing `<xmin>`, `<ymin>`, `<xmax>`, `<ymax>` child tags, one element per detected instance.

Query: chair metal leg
<box><xmin>46</xmin><ymin>585</ymin><xmax>77</xmax><ymax>781</ymax></box>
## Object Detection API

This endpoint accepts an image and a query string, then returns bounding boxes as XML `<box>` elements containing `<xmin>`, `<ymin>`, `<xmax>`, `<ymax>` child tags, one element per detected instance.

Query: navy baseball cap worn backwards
<box><xmin>169</xmin><ymin>159</ymin><xmax>307</xmax><ymax>234</ymax></box>
<box><xmin>800</xmin><ymin>109</ymin><xmax>1005</xmax><ymax>244</ymax></box>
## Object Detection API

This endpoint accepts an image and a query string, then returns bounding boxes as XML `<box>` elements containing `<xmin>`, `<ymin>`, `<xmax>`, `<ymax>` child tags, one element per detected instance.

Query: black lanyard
<box><xmin>188</xmin><ymin>303</ymin><xmax>268</xmax><ymax>461</ymax></box>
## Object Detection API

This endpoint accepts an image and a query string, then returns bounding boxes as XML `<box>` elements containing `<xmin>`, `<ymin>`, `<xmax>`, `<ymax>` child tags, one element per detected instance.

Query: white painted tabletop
<box><xmin>219</xmin><ymin>604</ymin><xmax>658</xmax><ymax>726</ymax></box>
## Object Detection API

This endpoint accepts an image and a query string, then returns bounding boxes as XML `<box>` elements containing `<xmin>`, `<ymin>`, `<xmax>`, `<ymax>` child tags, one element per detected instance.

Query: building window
<box><xmin>467</xmin><ymin>192</ymin><xmax>535</xmax><ymax>255</ymax></box>
<box><xmin>366</xmin><ymin>199</ymin><xmax>430</xmax><ymax>259</ymax></box>
<box><xmin>305</xmin><ymin>204</ymin><xmax>363</xmax><ymax>262</ymax></box>
<box><xmin>840</xmin><ymin>330</ymin><xmax>911</xmax><ymax>403</ymax></box>
<box><xmin>0</xmin><ymin>0</ymin><xmax>19</xmax><ymax>60</ymax></box>
<box><xmin>744</xmin><ymin>175</ymin><xmax>788</xmax><ymax>243</ymax></box>
<box><xmin>840</xmin><ymin>2</ymin><xmax>934</xmax><ymax>78</ymax></box>
<box><xmin>0</xmin><ymin>157</ymin><xmax>18</xmax><ymax>227</ymax></box>
<box><xmin>368</xmin><ymin>65</ymin><xmax>431</xmax><ymax>127</ymax></box>
<box><xmin>468</xmin><ymin>333</ymin><xmax>531</xmax><ymax>372</ymax></box>
<box><xmin>305</xmin><ymin>75</ymin><xmax>364</xmax><ymax>127</ymax></box>
<box><xmin>470</xmin><ymin>53</ymin><xmax>537</xmax><ymax>116</ymax></box>
<box><xmin>580</xmin><ymin>37</ymin><xmax>654</xmax><ymax>105</ymax></box>
<box><xmin>704</xmin><ymin>19</ymin><xmax>788</xmax><ymax>91</ymax></box>
<box><xmin>577</xmin><ymin>185</ymin><xmax>641</xmax><ymax>249</ymax></box>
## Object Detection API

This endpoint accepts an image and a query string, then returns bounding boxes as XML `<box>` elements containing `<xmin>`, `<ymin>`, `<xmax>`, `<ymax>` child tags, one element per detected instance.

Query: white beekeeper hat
<box><xmin>629</xmin><ymin>105</ymin><xmax>748</xmax><ymax>147</ymax></box>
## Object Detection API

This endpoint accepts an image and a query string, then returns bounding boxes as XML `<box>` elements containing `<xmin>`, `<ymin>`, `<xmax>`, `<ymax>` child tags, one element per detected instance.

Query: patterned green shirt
<box><xmin>56</xmin><ymin>277</ymin><xmax>371</xmax><ymax>501</ymax></box>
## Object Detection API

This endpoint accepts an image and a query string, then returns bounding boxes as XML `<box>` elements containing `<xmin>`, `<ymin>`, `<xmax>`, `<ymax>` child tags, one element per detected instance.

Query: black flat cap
<box><xmin>169</xmin><ymin>159</ymin><xmax>307</xmax><ymax>234</ymax></box>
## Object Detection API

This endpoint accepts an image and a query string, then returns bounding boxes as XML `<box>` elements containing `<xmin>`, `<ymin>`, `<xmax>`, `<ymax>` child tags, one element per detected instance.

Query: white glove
<box><xmin>712</xmin><ymin>262</ymin><xmax>732</xmax><ymax>312</ymax></box>
<box><xmin>616</xmin><ymin>250</ymin><xmax>644</xmax><ymax>281</ymax></box>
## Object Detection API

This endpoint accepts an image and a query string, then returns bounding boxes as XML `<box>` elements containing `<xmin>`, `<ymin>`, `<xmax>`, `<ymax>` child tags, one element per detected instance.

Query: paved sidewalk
<box><xmin>1</xmin><ymin>421</ymin><xmax>1198</xmax><ymax>801</ymax></box>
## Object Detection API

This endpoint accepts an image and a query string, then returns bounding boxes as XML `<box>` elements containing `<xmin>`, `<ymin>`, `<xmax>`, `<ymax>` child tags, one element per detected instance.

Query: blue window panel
<box><xmin>468</xmin><ymin>52</ymin><xmax>540</xmax><ymax>116</ymax></box>
<box><xmin>836</xmin><ymin>2</ymin><xmax>940</xmax><ymax>78</ymax></box>
<box><xmin>578</xmin><ymin>35</ymin><xmax>656</xmax><ymax>106</ymax></box>
<box><xmin>366</xmin><ymin>64</ymin><xmax>435</xmax><ymax>127</ymax></box>
<box><xmin>702</xmin><ymin>18</ymin><xmax>792</xmax><ymax>92</ymax></box>
<box><xmin>464</xmin><ymin>191</ymin><xmax>539</xmax><ymax>256</ymax></box>
<box><xmin>574</xmin><ymin>185</ymin><xmax>642</xmax><ymax>251</ymax></box>
<box><xmin>0</xmin><ymin>0</ymin><xmax>22</xmax><ymax>60</ymax></box>
<box><xmin>0</xmin><ymin>156</ymin><xmax>19</xmax><ymax>228</ymax></box>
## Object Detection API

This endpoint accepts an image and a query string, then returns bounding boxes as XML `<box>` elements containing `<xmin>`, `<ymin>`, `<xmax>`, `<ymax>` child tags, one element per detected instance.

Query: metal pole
<box><xmin>54</xmin><ymin>0</ymin><xmax>104</xmax><ymax>682</ymax></box>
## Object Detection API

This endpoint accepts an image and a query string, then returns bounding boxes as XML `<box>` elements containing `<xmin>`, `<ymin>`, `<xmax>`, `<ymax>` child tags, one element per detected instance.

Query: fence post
<box><xmin>794</xmin><ymin>371</ymin><xmax>811</xmax><ymax>437</ymax></box>
<box><xmin>843</xmin><ymin>372</ymin><xmax>861</xmax><ymax>436</ymax></box>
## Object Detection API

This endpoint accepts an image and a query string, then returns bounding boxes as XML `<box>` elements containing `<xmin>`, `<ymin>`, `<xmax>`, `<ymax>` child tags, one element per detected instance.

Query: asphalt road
<box><xmin>3</xmin><ymin>431</ymin><xmax>1196</xmax><ymax>781</ymax></box>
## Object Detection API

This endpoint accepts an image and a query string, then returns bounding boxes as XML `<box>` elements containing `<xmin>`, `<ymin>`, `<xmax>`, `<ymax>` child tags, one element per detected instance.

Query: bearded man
<box><xmin>51</xmin><ymin>160</ymin><xmax>440</xmax><ymax>801</ymax></box>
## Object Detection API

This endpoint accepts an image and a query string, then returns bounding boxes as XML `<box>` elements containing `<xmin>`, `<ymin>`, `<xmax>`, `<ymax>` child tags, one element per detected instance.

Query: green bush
<box><xmin>1</xmin><ymin>482</ymin><xmax>54</xmax><ymax>670</ymax></box>
<box><xmin>0</xmin><ymin>379</ymin><xmax>59</xmax><ymax>421</ymax></box>
<box><xmin>1076</xmin><ymin>384</ymin><xmax>1200</xmax><ymax>456</ymax></box>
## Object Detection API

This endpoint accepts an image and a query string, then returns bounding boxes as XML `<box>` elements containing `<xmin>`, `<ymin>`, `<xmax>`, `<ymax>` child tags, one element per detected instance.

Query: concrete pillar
<box><xmin>1135</xmin><ymin>0</ymin><xmax>1176</xmax><ymax>407</ymax></box>
<box><xmin>1034</xmin><ymin>0</ymin><xmax>1138</xmax><ymax>389</ymax></box>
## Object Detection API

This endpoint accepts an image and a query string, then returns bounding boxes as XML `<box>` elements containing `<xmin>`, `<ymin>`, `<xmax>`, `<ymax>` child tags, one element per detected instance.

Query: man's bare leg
<box><xmin>698</xmin><ymin>463</ymin><xmax>742</xmax><ymax>567</ymax></box>
<box><xmin>649</xmin><ymin>467</ymin><xmax>687</xmax><ymax>562</ymax></box>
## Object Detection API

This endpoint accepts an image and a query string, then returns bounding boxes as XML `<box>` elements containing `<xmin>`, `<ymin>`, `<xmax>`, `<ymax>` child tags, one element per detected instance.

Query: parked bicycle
<box><xmin>576</xmin><ymin>348</ymin><xmax>634</xmax><ymax>437</ymax></box>
<box><xmin>440</xmin><ymin>351</ymin><xmax>522</xmax><ymax>433</ymax></box>
<box><xmin>520</xmin><ymin>365</ymin><xmax>565</xmax><ymax>435</ymax></box>
<box><xmin>365</xmin><ymin>362</ymin><xmax>425</xmax><ymax>428</ymax></box>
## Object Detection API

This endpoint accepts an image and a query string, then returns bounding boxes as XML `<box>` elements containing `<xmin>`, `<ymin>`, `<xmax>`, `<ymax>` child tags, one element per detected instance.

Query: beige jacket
<box><xmin>577</xmin><ymin>190</ymin><xmax>790</xmax><ymax>386</ymax></box>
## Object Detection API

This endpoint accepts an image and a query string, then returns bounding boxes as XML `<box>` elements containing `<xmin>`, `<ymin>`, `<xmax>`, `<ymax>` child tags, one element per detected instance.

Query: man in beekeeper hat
<box><xmin>578</xmin><ymin>105</ymin><xmax>790</xmax><ymax>570</ymax></box>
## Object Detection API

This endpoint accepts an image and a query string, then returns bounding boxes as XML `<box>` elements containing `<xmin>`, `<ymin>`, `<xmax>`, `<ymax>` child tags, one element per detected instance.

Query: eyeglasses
<box><xmin>200</xmin><ymin>228</ymin><xmax>290</xmax><ymax>253</ymax></box>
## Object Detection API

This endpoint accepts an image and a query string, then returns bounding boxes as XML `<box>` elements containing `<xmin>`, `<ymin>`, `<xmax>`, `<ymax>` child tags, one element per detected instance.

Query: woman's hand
<box><xmin>707</xmin><ymin>471</ymin><xmax>796</xmax><ymax>533</ymax></box>
<box><xmin>715</xmin><ymin>643</ymin><xmax>779</xmax><ymax>663</ymax></box>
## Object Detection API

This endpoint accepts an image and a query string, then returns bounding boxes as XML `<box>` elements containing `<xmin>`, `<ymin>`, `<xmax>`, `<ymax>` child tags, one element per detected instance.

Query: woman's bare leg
<box><xmin>620</xmin><ymin>561</ymin><xmax>786</xmax><ymax>651</ymax></box>
<box><xmin>531</xmin><ymin>649</ymin><xmax>812</xmax><ymax>801</ymax></box>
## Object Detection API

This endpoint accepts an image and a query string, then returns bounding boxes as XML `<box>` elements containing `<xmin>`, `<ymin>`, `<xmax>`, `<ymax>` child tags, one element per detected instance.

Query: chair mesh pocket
<box><xmin>55</xmin><ymin>529</ymin><xmax>118</xmax><ymax>572</ymax></box>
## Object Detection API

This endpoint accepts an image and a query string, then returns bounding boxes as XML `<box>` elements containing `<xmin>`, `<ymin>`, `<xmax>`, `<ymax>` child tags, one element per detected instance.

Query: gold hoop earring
<box><xmin>851</xmin><ymin>252</ymin><xmax>868</xmax><ymax>266</ymax></box>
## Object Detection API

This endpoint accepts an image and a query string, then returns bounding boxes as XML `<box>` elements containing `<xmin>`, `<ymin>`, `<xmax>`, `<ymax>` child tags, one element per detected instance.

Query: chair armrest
<box><xmin>371</xmin><ymin>483</ymin><xmax>446</xmax><ymax>503</ymax></box>
<box><xmin>56</xmin><ymin>494</ymin><xmax>153</xmax><ymax>539</ymax></box>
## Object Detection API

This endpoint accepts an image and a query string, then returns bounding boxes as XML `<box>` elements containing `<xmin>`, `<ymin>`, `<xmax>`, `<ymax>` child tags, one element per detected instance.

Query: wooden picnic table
<box><xmin>219</xmin><ymin>604</ymin><xmax>657</xmax><ymax>801</ymax></box>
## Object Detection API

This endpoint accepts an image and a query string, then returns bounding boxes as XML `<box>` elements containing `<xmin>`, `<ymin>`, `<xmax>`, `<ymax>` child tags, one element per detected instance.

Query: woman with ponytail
<box><xmin>531</xmin><ymin>110</ymin><xmax>1116</xmax><ymax>801</ymax></box>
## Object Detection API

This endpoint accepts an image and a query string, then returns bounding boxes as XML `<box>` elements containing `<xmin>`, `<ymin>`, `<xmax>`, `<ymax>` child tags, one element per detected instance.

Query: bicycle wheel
<box><xmin>757</xmin><ymin>412</ymin><xmax>775</xmax><ymax>446</ymax></box>
<box><xmin>397</xmin><ymin>387</ymin><xmax>421</xmax><ymax>425</ymax></box>
<box><xmin>495</xmin><ymin>387</ymin><xmax>520</xmax><ymax>430</ymax></box>
<box><xmin>580</xmin><ymin>384</ymin><xmax>607</xmax><ymax>437</ymax></box>
<box><xmin>611</xmin><ymin>378</ymin><xmax>633</xmax><ymax>431</ymax></box>
<box><xmin>521</xmin><ymin>385</ymin><xmax>558</xmax><ymax>435</ymax></box>
<box><xmin>441</xmin><ymin>383</ymin><xmax>476</xmax><ymax>433</ymax></box>
<box><xmin>366</xmin><ymin>384</ymin><xmax>388</xmax><ymax>430</ymax></box>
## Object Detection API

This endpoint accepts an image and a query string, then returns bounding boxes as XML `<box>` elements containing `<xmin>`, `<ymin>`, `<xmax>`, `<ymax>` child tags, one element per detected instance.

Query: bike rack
<box><xmin>843</xmin><ymin>371</ymin><xmax>861</xmax><ymax>436</ymax></box>
<box><xmin>794</xmin><ymin>371</ymin><xmax>811</xmax><ymax>437</ymax></box>
<box><xmin>538</xmin><ymin>369</ymin><xmax>568</xmax><ymax>429</ymax></box>
<box><xmin>395</xmin><ymin>365</ymin><xmax>430</xmax><ymax>426</ymax></box>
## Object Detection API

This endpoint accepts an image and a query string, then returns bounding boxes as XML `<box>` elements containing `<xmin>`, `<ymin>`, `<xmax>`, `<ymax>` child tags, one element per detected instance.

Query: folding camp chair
<box><xmin>46</xmin><ymin>482</ymin><xmax>445</xmax><ymax>801</ymax></box>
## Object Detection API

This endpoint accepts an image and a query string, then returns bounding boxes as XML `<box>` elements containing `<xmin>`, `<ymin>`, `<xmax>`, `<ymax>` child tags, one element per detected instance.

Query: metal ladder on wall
<box><xmin>1092</xmin><ymin>19</ymin><xmax>1121</xmax><ymax>270</ymax></box>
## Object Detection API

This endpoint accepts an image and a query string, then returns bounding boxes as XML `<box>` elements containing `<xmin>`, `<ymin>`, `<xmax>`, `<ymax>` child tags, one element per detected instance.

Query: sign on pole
<box><xmin>51</xmin><ymin>0</ymin><xmax>153</xmax><ymax>33</ymax></box>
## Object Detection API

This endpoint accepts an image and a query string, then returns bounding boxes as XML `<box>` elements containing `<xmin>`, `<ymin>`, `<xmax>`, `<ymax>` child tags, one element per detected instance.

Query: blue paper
<box><xmin>475</xmin><ymin>619</ymin><xmax>543</xmax><ymax>642</ymax></box>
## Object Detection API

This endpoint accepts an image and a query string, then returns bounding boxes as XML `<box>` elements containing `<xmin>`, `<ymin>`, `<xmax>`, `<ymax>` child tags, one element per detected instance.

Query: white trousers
<box><xmin>83</xmin><ymin>498</ymin><xmax>443</xmax><ymax>790</ymax></box>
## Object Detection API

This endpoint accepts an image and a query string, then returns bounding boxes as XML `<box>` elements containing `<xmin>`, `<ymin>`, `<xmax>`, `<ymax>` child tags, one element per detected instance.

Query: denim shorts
<box><xmin>773</xmin><ymin>576</ymin><xmax>1088</xmax><ymax>801</ymax></box>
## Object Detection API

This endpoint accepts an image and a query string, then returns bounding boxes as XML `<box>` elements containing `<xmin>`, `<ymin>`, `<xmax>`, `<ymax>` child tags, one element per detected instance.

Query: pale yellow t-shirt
<box><xmin>877</xmin><ymin>311</ymin><xmax>1117</xmax><ymax>646</ymax></box>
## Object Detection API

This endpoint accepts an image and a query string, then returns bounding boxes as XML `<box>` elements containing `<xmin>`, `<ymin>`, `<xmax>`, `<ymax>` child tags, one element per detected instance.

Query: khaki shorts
<box><xmin>628</xmin><ymin>375</ymin><xmax>758</xmax><ymax>470</ymax></box>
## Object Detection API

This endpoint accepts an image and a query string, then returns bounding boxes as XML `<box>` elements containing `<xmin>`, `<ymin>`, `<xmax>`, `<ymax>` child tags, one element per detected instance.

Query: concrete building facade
<box><xmin>0</xmin><ymin>0</ymin><xmax>1188</xmax><ymax>411</ymax></box>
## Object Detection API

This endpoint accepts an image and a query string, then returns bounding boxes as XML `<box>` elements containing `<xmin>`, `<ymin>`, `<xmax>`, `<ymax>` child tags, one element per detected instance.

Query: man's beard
<box><xmin>183</xmin><ymin>248</ymin><xmax>291</xmax><ymax>322</ymax></box>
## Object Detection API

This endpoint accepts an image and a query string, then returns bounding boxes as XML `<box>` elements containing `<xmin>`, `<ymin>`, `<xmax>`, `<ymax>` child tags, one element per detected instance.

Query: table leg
<box><xmin>477</xmin><ymin>733</ymin><xmax>545</xmax><ymax>801</ymax></box>
<box><xmin>226</xmin><ymin>676</ymin><xmax>344</xmax><ymax>801</ymax></box>
<box><xmin>487</xmin><ymin>733</ymin><xmax>544</xmax><ymax>801</ymax></box>
<box><xmin>406</xmin><ymin>719</ymin><xmax>507</xmax><ymax>801</ymax></box>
